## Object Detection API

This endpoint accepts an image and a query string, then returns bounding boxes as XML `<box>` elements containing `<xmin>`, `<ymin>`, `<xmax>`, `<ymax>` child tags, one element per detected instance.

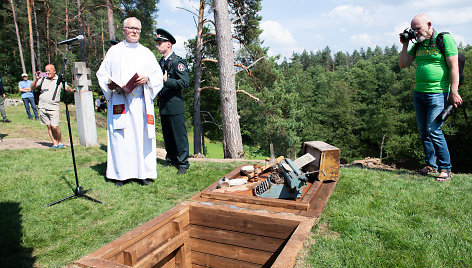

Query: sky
<box><xmin>155</xmin><ymin>0</ymin><xmax>472</xmax><ymax>60</ymax></box>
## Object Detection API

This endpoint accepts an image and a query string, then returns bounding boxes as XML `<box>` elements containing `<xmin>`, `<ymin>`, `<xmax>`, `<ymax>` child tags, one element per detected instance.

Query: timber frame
<box><xmin>74</xmin><ymin>141</ymin><xmax>340</xmax><ymax>267</ymax></box>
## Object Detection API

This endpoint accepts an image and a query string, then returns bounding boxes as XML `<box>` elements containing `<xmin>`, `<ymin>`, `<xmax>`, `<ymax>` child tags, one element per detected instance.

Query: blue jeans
<box><xmin>22</xmin><ymin>97</ymin><xmax>39</xmax><ymax>119</ymax></box>
<box><xmin>413</xmin><ymin>91</ymin><xmax>451</xmax><ymax>171</ymax></box>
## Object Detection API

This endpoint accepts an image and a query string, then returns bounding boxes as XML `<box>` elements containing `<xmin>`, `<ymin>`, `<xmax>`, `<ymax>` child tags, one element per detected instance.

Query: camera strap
<box><xmin>413</xmin><ymin>29</ymin><xmax>436</xmax><ymax>53</ymax></box>
<box><xmin>461</xmin><ymin>105</ymin><xmax>469</xmax><ymax>126</ymax></box>
<box><xmin>428</xmin><ymin>29</ymin><xmax>436</xmax><ymax>47</ymax></box>
<box><xmin>35</xmin><ymin>77</ymin><xmax>45</xmax><ymax>92</ymax></box>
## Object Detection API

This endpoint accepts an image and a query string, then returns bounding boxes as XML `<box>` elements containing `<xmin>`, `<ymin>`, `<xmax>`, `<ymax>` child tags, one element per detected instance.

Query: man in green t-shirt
<box><xmin>399</xmin><ymin>13</ymin><xmax>463</xmax><ymax>181</ymax></box>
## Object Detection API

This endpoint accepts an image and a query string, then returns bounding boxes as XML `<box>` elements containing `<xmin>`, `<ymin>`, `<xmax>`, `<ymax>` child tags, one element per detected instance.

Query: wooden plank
<box><xmin>271</xmin><ymin>218</ymin><xmax>317</xmax><ymax>268</ymax></box>
<box><xmin>300</xmin><ymin>180</ymin><xmax>322</xmax><ymax>203</ymax></box>
<box><xmin>212</xmin><ymin>181</ymin><xmax>261</xmax><ymax>194</ymax></box>
<box><xmin>133</xmin><ymin>232</ymin><xmax>189</xmax><ymax>268</ymax></box>
<box><xmin>190</xmin><ymin>238</ymin><xmax>272</xmax><ymax>265</ymax></box>
<box><xmin>189</xmin><ymin>205</ymin><xmax>299</xmax><ymax>239</ymax></box>
<box><xmin>175</xmin><ymin>241</ymin><xmax>190</xmax><ymax>268</ymax></box>
<box><xmin>122</xmin><ymin>249</ymin><xmax>136</xmax><ymax>266</ymax></box>
<box><xmin>173</xmin><ymin>218</ymin><xmax>185</xmax><ymax>235</ymax></box>
<box><xmin>200</xmin><ymin>191</ymin><xmax>309</xmax><ymax>210</ymax></box>
<box><xmin>154</xmin><ymin>248</ymin><xmax>177</xmax><ymax>268</ymax></box>
<box><xmin>242</xmin><ymin>156</ymin><xmax>284</xmax><ymax>181</ymax></box>
<box><xmin>191</xmin><ymin>251</ymin><xmax>261</xmax><ymax>268</ymax></box>
<box><xmin>302</xmin><ymin>180</ymin><xmax>338</xmax><ymax>217</ymax></box>
<box><xmin>74</xmin><ymin>257</ymin><xmax>131</xmax><ymax>268</ymax></box>
<box><xmin>83</xmin><ymin>204</ymin><xmax>190</xmax><ymax>261</ymax></box>
<box><xmin>110</xmin><ymin>213</ymin><xmax>189</xmax><ymax>263</ymax></box>
<box><xmin>189</xmin><ymin>225</ymin><xmax>285</xmax><ymax>252</ymax></box>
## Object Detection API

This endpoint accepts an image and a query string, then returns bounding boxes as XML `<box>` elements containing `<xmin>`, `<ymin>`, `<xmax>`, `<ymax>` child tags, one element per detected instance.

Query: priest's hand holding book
<box><xmin>107</xmin><ymin>73</ymin><xmax>147</xmax><ymax>96</ymax></box>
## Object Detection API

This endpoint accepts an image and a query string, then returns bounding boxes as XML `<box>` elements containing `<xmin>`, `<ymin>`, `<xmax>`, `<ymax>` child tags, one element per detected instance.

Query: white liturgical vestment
<box><xmin>96</xmin><ymin>40</ymin><xmax>163</xmax><ymax>180</ymax></box>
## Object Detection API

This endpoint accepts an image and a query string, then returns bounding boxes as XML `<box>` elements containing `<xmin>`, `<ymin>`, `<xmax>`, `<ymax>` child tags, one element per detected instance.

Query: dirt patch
<box><xmin>343</xmin><ymin>157</ymin><xmax>396</xmax><ymax>171</ymax></box>
<box><xmin>0</xmin><ymin>137</ymin><xmax>261</xmax><ymax>163</ymax></box>
<box><xmin>316</xmin><ymin>221</ymin><xmax>341</xmax><ymax>240</ymax></box>
<box><xmin>0</xmin><ymin>137</ymin><xmax>54</xmax><ymax>149</ymax></box>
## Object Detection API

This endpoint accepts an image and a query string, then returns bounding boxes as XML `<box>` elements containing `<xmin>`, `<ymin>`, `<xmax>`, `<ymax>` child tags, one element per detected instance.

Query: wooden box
<box><xmin>74</xmin><ymin>201</ymin><xmax>316</xmax><ymax>268</ymax></box>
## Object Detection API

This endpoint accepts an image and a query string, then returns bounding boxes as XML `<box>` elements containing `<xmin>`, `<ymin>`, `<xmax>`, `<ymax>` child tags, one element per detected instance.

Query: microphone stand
<box><xmin>47</xmin><ymin>44</ymin><xmax>102</xmax><ymax>207</ymax></box>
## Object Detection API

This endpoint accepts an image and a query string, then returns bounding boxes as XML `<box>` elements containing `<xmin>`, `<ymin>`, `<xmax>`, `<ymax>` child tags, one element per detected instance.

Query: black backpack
<box><xmin>435</xmin><ymin>32</ymin><xmax>466</xmax><ymax>86</ymax></box>
<box><xmin>414</xmin><ymin>32</ymin><xmax>466</xmax><ymax>86</ymax></box>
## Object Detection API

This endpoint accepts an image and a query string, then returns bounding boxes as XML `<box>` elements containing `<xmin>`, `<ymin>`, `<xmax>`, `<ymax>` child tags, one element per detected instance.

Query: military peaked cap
<box><xmin>155</xmin><ymin>28</ymin><xmax>176</xmax><ymax>44</ymax></box>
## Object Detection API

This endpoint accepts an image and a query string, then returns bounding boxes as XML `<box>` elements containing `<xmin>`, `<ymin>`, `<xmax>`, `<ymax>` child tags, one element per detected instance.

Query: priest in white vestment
<box><xmin>96</xmin><ymin>17</ymin><xmax>163</xmax><ymax>186</ymax></box>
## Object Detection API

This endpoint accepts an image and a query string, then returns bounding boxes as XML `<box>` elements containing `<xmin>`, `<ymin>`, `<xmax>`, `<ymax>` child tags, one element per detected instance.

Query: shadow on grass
<box><xmin>156</xmin><ymin>158</ymin><xmax>170</xmax><ymax>167</ymax></box>
<box><xmin>91</xmin><ymin>162</ymin><xmax>107</xmax><ymax>180</ymax></box>
<box><xmin>36</xmin><ymin>141</ymin><xmax>53</xmax><ymax>147</ymax></box>
<box><xmin>99</xmin><ymin>144</ymin><xmax>107</xmax><ymax>152</ymax></box>
<box><xmin>0</xmin><ymin>202</ymin><xmax>35</xmax><ymax>267</ymax></box>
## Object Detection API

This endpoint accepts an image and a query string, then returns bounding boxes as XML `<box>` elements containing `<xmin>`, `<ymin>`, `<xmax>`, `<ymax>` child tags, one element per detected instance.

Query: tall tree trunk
<box><xmin>9</xmin><ymin>0</ymin><xmax>26</xmax><ymax>74</ymax></box>
<box><xmin>213</xmin><ymin>0</ymin><xmax>244</xmax><ymax>159</ymax></box>
<box><xmin>106</xmin><ymin>0</ymin><xmax>115</xmax><ymax>40</ymax></box>
<box><xmin>44</xmin><ymin>0</ymin><xmax>51</xmax><ymax>63</ymax></box>
<box><xmin>77</xmin><ymin>0</ymin><xmax>86</xmax><ymax>62</ymax></box>
<box><xmin>26</xmin><ymin>0</ymin><xmax>36</xmax><ymax>74</ymax></box>
<box><xmin>379</xmin><ymin>133</ymin><xmax>386</xmax><ymax>162</ymax></box>
<box><xmin>100</xmin><ymin>17</ymin><xmax>106</xmax><ymax>57</ymax></box>
<box><xmin>32</xmin><ymin>0</ymin><xmax>42</xmax><ymax>71</ymax></box>
<box><xmin>65</xmin><ymin>0</ymin><xmax>69</xmax><ymax>38</ymax></box>
<box><xmin>192</xmin><ymin>0</ymin><xmax>205</xmax><ymax>157</ymax></box>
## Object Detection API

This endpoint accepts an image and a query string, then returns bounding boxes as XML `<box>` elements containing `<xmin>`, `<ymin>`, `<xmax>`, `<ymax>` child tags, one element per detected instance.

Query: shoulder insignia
<box><xmin>178</xmin><ymin>63</ymin><xmax>185</xmax><ymax>71</ymax></box>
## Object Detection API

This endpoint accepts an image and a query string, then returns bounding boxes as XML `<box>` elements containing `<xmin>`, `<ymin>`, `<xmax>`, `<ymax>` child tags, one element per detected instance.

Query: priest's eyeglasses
<box><xmin>124</xmin><ymin>26</ymin><xmax>141</xmax><ymax>32</ymax></box>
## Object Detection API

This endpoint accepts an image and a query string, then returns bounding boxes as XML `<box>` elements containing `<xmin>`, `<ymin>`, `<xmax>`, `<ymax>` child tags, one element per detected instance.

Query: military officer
<box><xmin>155</xmin><ymin>28</ymin><xmax>190</xmax><ymax>174</ymax></box>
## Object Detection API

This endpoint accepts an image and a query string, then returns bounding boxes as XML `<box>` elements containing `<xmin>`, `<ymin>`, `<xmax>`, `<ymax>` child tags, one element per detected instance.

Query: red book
<box><xmin>108</xmin><ymin>73</ymin><xmax>139</xmax><ymax>95</ymax></box>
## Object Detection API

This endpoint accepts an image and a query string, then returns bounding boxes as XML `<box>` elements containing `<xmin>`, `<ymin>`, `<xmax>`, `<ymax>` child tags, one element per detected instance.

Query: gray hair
<box><xmin>123</xmin><ymin>17</ymin><xmax>142</xmax><ymax>28</ymax></box>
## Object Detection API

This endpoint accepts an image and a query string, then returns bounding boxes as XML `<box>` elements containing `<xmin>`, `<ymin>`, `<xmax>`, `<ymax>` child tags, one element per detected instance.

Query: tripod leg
<box><xmin>46</xmin><ymin>193</ymin><xmax>77</xmax><ymax>207</ymax></box>
<box><xmin>81</xmin><ymin>194</ymin><xmax>103</xmax><ymax>204</ymax></box>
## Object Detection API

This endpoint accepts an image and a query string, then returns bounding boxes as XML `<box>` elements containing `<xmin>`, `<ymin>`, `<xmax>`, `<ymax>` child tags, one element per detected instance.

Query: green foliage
<box><xmin>0</xmin><ymin>147</ymin><xmax>248</xmax><ymax>267</ymax></box>
<box><xmin>2</xmin><ymin>0</ymin><xmax>471</xmax><ymax>171</ymax></box>
<box><xmin>0</xmin><ymin>0</ymin><xmax>159</xmax><ymax>98</ymax></box>
<box><xmin>308</xmin><ymin>167</ymin><xmax>472</xmax><ymax>267</ymax></box>
<box><xmin>235</xmin><ymin>44</ymin><xmax>472</xmax><ymax>171</ymax></box>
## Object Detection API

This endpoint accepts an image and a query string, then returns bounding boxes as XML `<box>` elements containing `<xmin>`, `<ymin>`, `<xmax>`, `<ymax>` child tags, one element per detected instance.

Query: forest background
<box><xmin>1</xmin><ymin>0</ymin><xmax>471</xmax><ymax>172</ymax></box>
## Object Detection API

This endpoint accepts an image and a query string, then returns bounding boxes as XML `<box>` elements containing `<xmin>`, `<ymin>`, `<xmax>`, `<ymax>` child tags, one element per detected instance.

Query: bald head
<box><xmin>411</xmin><ymin>14</ymin><xmax>430</xmax><ymax>25</ymax></box>
<box><xmin>411</xmin><ymin>14</ymin><xmax>433</xmax><ymax>42</ymax></box>
<box><xmin>45</xmin><ymin>64</ymin><xmax>56</xmax><ymax>79</ymax></box>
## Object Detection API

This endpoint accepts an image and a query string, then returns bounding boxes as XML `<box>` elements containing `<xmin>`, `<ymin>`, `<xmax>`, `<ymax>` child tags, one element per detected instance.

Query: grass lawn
<box><xmin>1</xmin><ymin>98</ymin><xmax>471</xmax><ymax>267</ymax></box>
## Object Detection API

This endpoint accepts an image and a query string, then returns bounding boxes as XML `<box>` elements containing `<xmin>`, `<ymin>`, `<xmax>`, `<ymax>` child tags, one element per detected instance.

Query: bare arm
<box><xmin>65</xmin><ymin>85</ymin><xmax>76</xmax><ymax>93</ymax></box>
<box><xmin>19</xmin><ymin>86</ymin><xmax>31</xmax><ymax>93</ymax></box>
<box><xmin>30</xmin><ymin>72</ymin><xmax>40</xmax><ymax>90</ymax></box>
<box><xmin>398</xmin><ymin>39</ymin><xmax>414</xmax><ymax>69</ymax></box>
<box><xmin>446</xmin><ymin>54</ymin><xmax>462</xmax><ymax>107</ymax></box>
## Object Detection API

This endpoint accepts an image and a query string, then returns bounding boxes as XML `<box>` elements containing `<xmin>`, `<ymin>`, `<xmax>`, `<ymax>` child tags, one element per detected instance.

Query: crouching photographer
<box><xmin>398</xmin><ymin>14</ymin><xmax>463</xmax><ymax>182</ymax></box>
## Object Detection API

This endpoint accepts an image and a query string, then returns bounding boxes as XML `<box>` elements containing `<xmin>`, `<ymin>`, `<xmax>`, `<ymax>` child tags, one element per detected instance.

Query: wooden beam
<box><xmin>271</xmin><ymin>218</ymin><xmax>317</xmax><ymax>268</ymax></box>
<box><xmin>190</xmin><ymin>238</ymin><xmax>273</xmax><ymax>265</ymax></box>
<box><xmin>190</xmin><ymin>225</ymin><xmax>285</xmax><ymax>252</ymax></box>
<box><xmin>192</xmin><ymin>251</ymin><xmax>260</xmax><ymax>268</ymax></box>
<box><xmin>134</xmin><ymin>232</ymin><xmax>189</xmax><ymax>267</ymax></box>
<box><xmin>200</xmin><ymin>191</ymin><xmax>309</xmax><ymax>210</ymax></box>
<box><xmin>189</xmin><ymin>204</ymin><xmax>299</xmax><ymax>239</ymax></box>
<box><xmin>80</xmin><ymin>204</ymin><xmax>189</xmax><ymax>261</ymax></box>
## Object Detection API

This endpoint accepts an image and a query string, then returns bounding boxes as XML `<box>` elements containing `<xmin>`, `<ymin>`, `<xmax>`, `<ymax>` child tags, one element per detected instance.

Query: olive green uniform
<box><xmin>158</xmin><ymin>52</ymin><xmax>190</xmax><ymax>168</ymax></box>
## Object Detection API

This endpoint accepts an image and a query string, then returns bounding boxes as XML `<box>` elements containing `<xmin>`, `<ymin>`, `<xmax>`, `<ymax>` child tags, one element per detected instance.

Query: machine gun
<box><xmin>253</xmin><ymin>158</ymin><xmax>325</xmax><ymax>200</ymax></box>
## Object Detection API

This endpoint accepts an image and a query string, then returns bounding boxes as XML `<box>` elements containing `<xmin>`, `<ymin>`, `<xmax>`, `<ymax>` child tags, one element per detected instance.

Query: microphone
<box><xmin>57</xmin><ymin>35</ymin><xmax>84</xmax><ymax>45</ymax></box>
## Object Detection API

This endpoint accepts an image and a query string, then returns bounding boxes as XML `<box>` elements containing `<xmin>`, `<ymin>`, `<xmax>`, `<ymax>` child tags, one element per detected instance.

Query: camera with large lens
<box><xmin>437</xmin><ymin>103</ymin><xmax>455</xmax><ymax>122</ymax></box>
<box><xmin>400</xmin><ymin>28</ymin><xmax>416</xmax><ymax>42</ymax></box>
